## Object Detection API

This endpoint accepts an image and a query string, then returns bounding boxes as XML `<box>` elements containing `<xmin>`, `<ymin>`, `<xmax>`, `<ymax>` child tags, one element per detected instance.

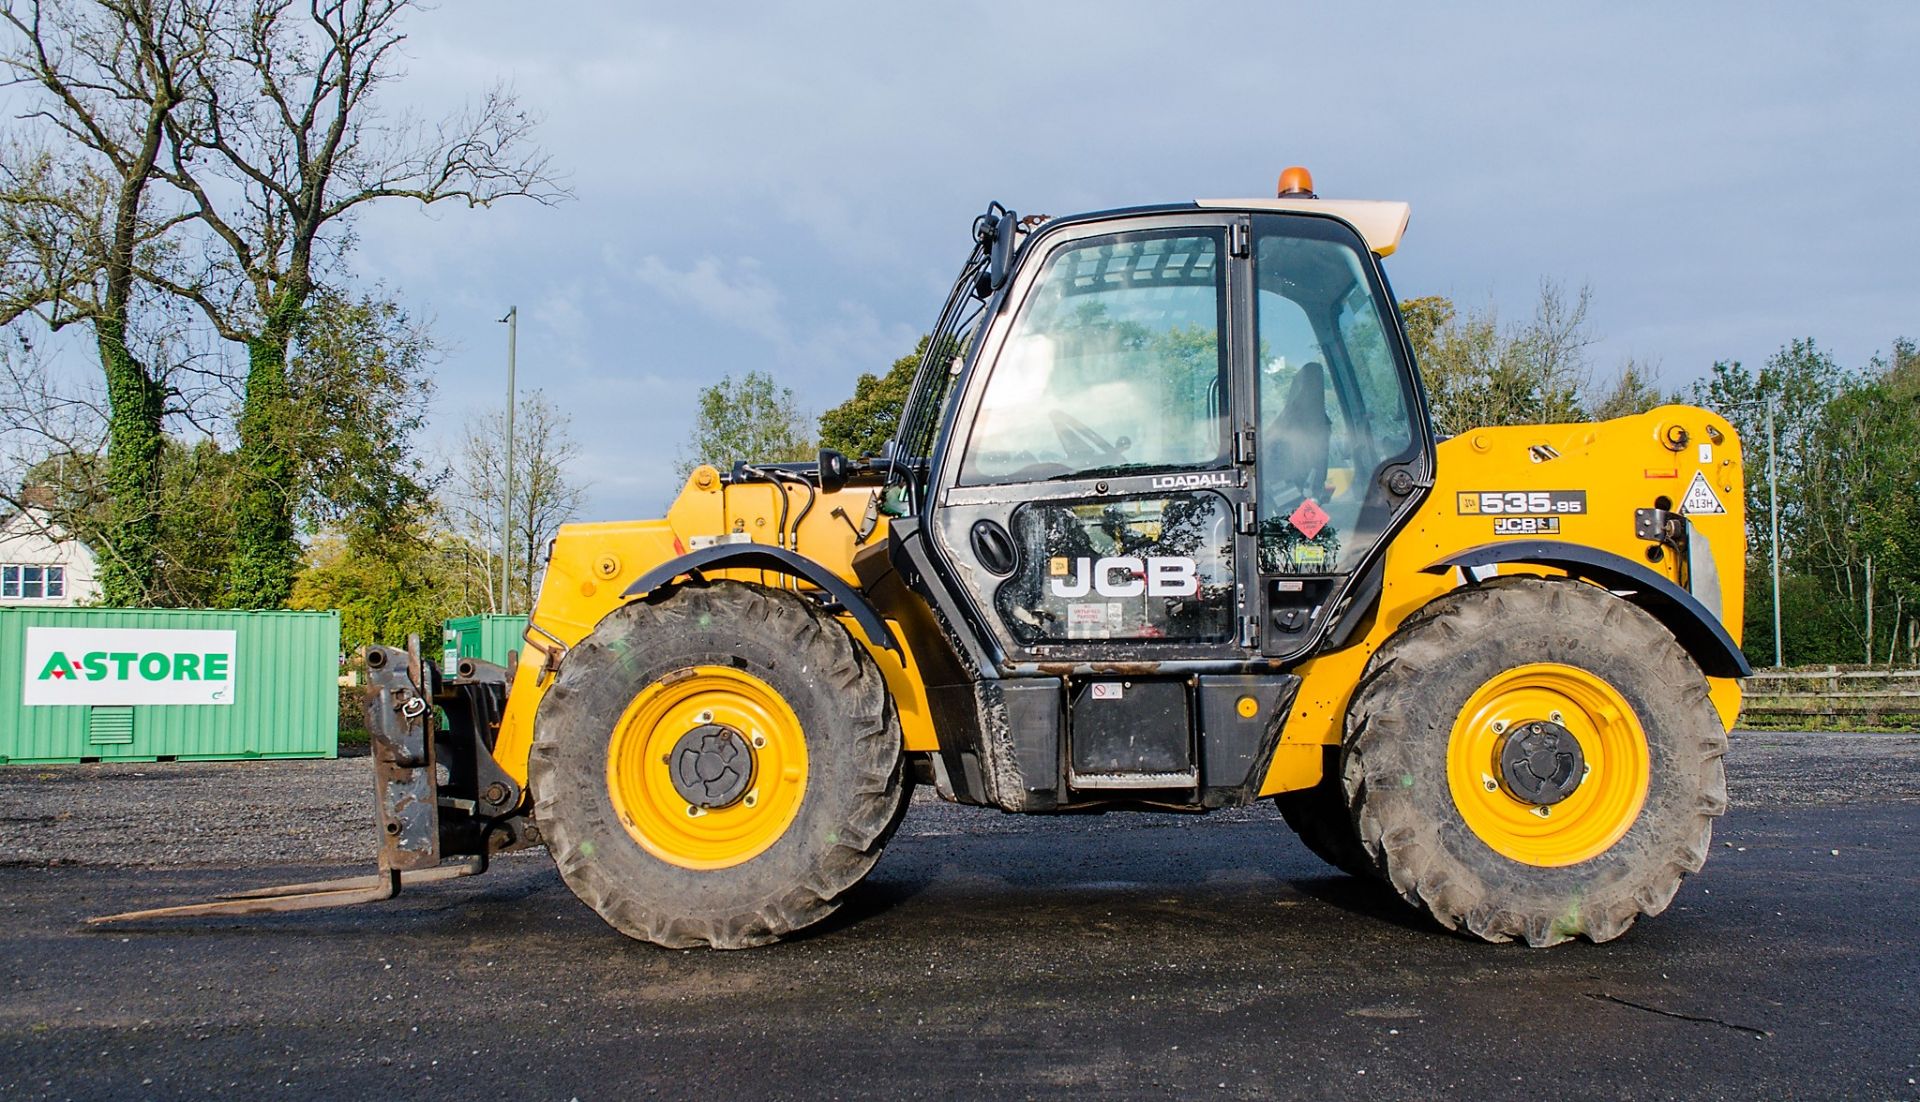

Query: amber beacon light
<box><xmin>1277</xmin><ymin>166</ymin><xmax>1316</xmax><ymax>198</ymax></box>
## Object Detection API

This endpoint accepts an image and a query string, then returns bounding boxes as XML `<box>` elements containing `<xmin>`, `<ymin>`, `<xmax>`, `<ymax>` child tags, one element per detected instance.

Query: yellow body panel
<box><xmin>492</xmin><ymin>407</ymin><xmax>1746</xmax><ymax>802</ymax></box>
<box><xmin>490</xmin><ymin>466</ymin><xmax>938</xmax><ymax>788</ymax></box>
<box><xmin>1257</xmin><ymin>403</ymin><xmax>1747</xmax><ymax>795</ymax></box>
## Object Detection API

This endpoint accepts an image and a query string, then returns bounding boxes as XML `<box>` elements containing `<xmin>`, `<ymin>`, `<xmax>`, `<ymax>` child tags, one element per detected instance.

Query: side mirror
<box><xmin>817</xmin><ymin>448</ymin><xmax>851</xmax><ymax>494</ymax></box>
<box><xmin>972</xmin><ymin>203</ymin><xmax>1019</xmax><ymax>299</ymax></box>
<box><xmin>988</xmin><ymin>207</ymin><xmax>1017</xmax><ymax>292</ymax></box>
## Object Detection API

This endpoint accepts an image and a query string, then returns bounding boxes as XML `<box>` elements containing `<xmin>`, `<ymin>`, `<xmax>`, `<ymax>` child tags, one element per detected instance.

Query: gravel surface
<box><xmin>1</xmin><ymin>731</ymin><xmax>1916</xmax><ymax>1101</ymax></box>
<box><xmin>0</xmin><ymin>730</ymin><xmax>1913</xmax><ymax>870</ymax></box>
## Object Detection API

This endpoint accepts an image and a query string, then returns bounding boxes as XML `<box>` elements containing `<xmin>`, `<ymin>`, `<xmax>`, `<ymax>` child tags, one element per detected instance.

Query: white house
<box><xmin>0</xmin><ymin>505</ymin><xmax>100</xmax><ymax>607</ymax></box>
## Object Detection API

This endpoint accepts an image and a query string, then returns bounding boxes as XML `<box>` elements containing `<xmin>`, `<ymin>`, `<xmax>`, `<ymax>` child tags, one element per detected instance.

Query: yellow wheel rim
<box><xmin>607</xmin><ymin>665</ymin><xmax>808</xmax><ymax>870</ymax></box>
<box><xmin>1446</xmin><ymin>662</ymin><xmax>1650</xmax><ymax>868</ymax></box>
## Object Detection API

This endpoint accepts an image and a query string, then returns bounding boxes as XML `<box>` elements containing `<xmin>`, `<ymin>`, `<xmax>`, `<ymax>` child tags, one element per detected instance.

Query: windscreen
<box><xmin>958</xmin><ymin>230</ymin><xmax>1228</xmax><ymax>486</ymax></box>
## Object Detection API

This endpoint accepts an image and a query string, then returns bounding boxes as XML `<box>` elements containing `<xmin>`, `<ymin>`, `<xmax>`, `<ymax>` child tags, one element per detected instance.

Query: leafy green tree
<box><xmin>1397</xmin><ymin>282</ymin><xmax>1593</xmax><ymax>435</ymax></box>
<box><xmin>152</xmin><ymin>439</ymin><xmax>241</xmax><ymax>605</ymax></box>
<box><xmin>677</xmin><ymin>371</ymin><xmax>816</xmax><ymax>481</ymax></box>
<box><xmin>1740</xmin><ymin>571</ymin><xmax>1865</xmax><ymax>668</ymax></box>
<box><xmin>819</xmin><ymin>336</ymin><xmax>927</xmax><ymax>457</ymax></box>
<box><xmin>1691</xmin><ymin>337</ymin><xmax>1920</xmax><ymax>666</ymax></box>
<box><xmin>285</xmin><ymin>290</ymin><xmax>437</xmax><ymax>545</ymax></box>
<box><xmin>19</xmin><ymin>436</ymin><xmax>240</xmax><ymax>607</ymax></box>
<box><xmin>1803</xmin><ymin>340</ymin><xmax>1920</xmax><ymax>663</ymax></box>
<box><xmin>1689</xmin><ymin>338</ymin><xmax>1848</xmax><ymax>583</ymax></box>
<box><xmin>10</xmin><ymin>288</ymin><xmax>440</xmax><ymax>610</ymax></box>
<box><xmin>289</xmin><ymin>526</ymin><xmax>466</xmax><ymax>656</ymax></box>
<box><xmin>1855</xmin><ymin>340</ymin><xmax>1920</xmax><ymax>636</ymax></box>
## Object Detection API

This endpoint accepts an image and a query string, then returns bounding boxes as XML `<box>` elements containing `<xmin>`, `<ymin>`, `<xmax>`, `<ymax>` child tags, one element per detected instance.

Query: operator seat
<box><xmin>1264</xmin><ymin>361</ymin><xmax>1332</xmax><ymax>504</ymax></box>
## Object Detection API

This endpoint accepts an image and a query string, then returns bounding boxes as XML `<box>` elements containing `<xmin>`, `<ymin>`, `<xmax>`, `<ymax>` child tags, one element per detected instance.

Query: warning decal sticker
<box><xmin>1289</xmin><ymin>498</ymin><xmax>1330</xmax><ymax>540</ymax></box>
<box><xmin>1680</xmin><ymin>470</ymin><xmax>1726</xmax><ymax>515</ymax></box>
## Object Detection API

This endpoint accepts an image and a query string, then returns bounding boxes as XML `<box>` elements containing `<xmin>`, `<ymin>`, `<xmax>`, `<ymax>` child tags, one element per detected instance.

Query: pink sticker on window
<box><xmin>1290</xmin><ymin>499</ymin><xmax>1330</xmax><ymax>540</ymax></box>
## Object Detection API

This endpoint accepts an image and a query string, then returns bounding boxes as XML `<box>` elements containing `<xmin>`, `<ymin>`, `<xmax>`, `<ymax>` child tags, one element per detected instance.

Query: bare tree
<box><xmin>0</xmin><ymin>332</ymin><xmax>106</xmax><ymax>545</ymax></box>
<box><xmin>0</xmin><ymin>0</ymin><xmax>209</xmax><ymax>602</ymax></box>
<box><xmin>1589</xmin><ymin>356</ymin><xmax>1669</xmax><ymax>420</ymax></box>
<box><xmin>445</xmin><ymin>390</ymin><xmax>587</xmax><ymax>613</ymax></box>
<box><xmin>125</xmin><ymin>0</ymin><xmax>567</xmax><ymax>608</ymax></box>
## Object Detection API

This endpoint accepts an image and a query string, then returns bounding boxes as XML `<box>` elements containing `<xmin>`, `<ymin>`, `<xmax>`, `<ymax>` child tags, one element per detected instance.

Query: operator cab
<box><xmin>870</xmin><ymin>171</ymin><xmax>1434</xmax><ymax>810</ymax></box>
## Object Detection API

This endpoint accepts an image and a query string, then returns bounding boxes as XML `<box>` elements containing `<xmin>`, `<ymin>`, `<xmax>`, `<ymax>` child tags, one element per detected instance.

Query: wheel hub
<box><xmin>1498</xmin><ymin>720</ymin><xmax>1585</xmax><ymax>805</ymax></box>
<box><xmin>669</xmin><ymin>724</ymin><xmax>755</xmax><ymax>809</ymax></box>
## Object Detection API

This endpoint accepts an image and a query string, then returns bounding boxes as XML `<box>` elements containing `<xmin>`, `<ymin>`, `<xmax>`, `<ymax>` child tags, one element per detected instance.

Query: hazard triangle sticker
<box><xmin>1680</xmin><ymin>470</ymin><xmax>1726</xmax><ymax>515</ymax></box>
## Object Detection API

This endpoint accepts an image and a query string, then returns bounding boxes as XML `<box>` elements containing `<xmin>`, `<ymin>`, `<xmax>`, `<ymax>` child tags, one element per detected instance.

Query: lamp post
<box><xmin>1766</xmin><ymin>398</ymin><xmax>1782</xmax><ymax>668</ymax></box>
<box><xmin>500</xmin><ymin>306</ymin><xmax>517</xmax><ymax>614</ymax></box>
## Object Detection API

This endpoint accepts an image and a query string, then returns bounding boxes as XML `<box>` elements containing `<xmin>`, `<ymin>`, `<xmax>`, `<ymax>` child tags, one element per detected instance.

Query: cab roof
<box><xmin>1195</xmin><ymin>197</ymin><xmax>1412</xmax><ymax>257</ymax></box>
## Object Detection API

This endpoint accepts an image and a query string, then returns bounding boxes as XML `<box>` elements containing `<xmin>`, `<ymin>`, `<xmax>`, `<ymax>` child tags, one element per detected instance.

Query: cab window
<box><xmin>1254</xmin><ymin>220</ymin><xmax>1417</xmax><ymax>573</ymax></box>
<box><xmin>959</xmin><ymin>230</ymin><xmax>1228</xmax><ymax>486</ymax></box>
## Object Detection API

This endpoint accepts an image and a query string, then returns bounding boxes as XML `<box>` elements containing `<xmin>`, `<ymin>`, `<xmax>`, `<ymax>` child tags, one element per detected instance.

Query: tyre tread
<box><xmin>530</xmin><ymin>581</ymin><xmax>908</xmax><ymax>949</ymax></box>
<box><xmin>1344</xmin><ymin>576</ymin><xmax>1726</xmax><ymax>947</ymax></box>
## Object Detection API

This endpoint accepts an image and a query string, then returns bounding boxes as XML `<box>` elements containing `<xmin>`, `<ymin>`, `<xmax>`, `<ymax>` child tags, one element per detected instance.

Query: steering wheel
<box><xmin>1049</xmin><ymin>409</ymin><xmax>1128</xmax><ymax>465</ymax></box>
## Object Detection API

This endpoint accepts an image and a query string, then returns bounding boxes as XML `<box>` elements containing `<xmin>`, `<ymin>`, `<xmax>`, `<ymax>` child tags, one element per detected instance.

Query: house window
<box><xmin>1</xmin><ymin>564</ymin><xmax>64</xmax><ymax>600</ymax></box>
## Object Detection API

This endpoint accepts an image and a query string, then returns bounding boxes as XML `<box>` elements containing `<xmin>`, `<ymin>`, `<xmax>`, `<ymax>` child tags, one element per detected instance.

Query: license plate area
<box><xmin>1067</xmin><ymin>678</ymin><xmax>1197</xmax><ymax>789</ymax></box>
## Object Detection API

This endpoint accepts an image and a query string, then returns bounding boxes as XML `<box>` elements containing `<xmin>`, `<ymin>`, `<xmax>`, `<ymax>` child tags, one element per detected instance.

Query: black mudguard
<box><xmin>623</xmin><ymin>544</ymin><xmax>902</xmax><ymax>657</ymax></box>
<box><xmin>1423</xmin><ymin>541</ymin><xmax>1752</xmax><ymax>678</ymax></box>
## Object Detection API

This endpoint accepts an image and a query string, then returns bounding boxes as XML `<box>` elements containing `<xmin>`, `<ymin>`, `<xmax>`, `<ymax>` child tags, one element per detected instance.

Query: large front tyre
<box><xmin>1344</xmin><ymin>576</ymin><xmax>1728</xmax><ymax>947</ymax></box>
<box><xmin>529</xmin><ymin>581</ymin><xmax>909</xmax><ymax>949</ymax></box>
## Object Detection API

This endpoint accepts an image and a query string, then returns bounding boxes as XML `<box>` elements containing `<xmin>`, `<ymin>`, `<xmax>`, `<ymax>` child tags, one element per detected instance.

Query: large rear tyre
<box><xmin>530</xmin><ymin>581</ymin><xmax>909</xmax><ymax>948</ymax></box>
<box><xmin>1344</xmin><ymin>576</ymin><xmax>1727</xmax><ymax>946</ymax></box>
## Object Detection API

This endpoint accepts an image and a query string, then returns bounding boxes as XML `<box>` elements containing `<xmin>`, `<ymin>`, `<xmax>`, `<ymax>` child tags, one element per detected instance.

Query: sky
<box><xmin>37</xmin><ymin>2</ymin><xmax>1920</xmax><ymax>521</ymax></box>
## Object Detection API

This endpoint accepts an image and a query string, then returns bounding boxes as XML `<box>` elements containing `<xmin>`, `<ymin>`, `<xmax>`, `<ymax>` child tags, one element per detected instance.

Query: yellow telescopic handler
<box><xmin>97</xmin><ymin>169</ymin><xmax>1747</xmax><ymax>949</ymax></box>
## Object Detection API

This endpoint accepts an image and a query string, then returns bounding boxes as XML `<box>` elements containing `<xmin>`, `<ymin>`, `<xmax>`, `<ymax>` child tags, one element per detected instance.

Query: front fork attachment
<box><xmin>90</xmin><ymin>636</ymin><xmax>530</xmax><ymax>925</ymax></box>
<box><xmin>366</xmin><ymin>638</ymin><xmax>533</xmax><ymax>867</ymax></box>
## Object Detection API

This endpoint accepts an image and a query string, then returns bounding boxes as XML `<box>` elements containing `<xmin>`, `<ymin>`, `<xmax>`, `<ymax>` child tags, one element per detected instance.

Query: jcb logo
<box><xmin>1049</xmin><ymin>556</ymin><xmax>1199</xmax><ymax>598</ymax></box>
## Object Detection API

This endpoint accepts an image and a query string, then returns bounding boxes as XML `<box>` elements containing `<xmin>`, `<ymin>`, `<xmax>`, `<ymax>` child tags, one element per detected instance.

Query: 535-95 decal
<box><xmin>1457</xmin><ymin>490</ymin><xmax>1586</xmax><ymax>536</ymax></box>
<box><xmin>1457</xmin><ymin>490</ymin><xmax>1588</xmax><ymax>516</ymax></box>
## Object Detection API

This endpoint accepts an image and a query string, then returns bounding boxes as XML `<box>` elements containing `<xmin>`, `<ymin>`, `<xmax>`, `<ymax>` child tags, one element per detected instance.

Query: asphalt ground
<box><xmin>0</xmin><ymin>731</ymin><xmax>1915</xmax><ymax>1101</ymax></box>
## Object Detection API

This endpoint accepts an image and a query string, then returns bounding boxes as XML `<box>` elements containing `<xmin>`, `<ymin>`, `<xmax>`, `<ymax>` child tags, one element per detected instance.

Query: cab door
<box><xmin>1248</xmin><ymin>213</ymin><xmax>1431</xmax><ymax>657</ymax></box>
<box><xmin>931</xmin><ymin>214</ymin><xmax>1257</xmax><ymax>667</ymax></box>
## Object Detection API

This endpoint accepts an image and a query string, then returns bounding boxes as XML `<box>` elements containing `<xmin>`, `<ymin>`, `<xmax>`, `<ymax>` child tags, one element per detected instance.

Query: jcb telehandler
<box><xmin>100</xmin><ymin>169</ymin><xmax>1749</xmax><ymax>949</ymax></box>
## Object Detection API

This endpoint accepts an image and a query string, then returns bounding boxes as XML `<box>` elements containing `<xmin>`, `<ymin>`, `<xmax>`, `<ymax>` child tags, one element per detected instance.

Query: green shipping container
<box><xmin>0</xmin><ymin>607</ymin><xmax>340</xmax><ymax>765</ymax></box>
<box><xmin>442</xmin><ymin>614</ymin><xmax>529</xmax><ymax>670</ymax></box>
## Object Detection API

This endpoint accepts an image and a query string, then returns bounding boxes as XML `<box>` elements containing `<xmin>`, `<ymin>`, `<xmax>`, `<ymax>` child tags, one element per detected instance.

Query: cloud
<box><xmin>308</xmin><ymin>0</ymin><xmax>1920</xmax><ymax>521</ymax></box>
<box><xmin>626</xmin><ymin>255</ymin><xmax>790</xmax><ymax>348</ymax></box>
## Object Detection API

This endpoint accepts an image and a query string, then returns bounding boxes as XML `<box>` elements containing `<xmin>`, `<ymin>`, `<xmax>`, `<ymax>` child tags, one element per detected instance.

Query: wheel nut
<box><xmin>1531</xmin><ymin>805</ymin><xmax>1552</xmax><ymax>818</ymax></box>
<box><xmin>1549</xmin><ymin>711</ymin><xmax>1564</xmax><ymax>723</ymax></box>
<box><xmin>1491</xmin><ymin>720</ymin><xmax>1509</xmax><ymax>734</ymax></box>
<box><xmin>751</xmin><ymin>733</ymin><xmax>766</xmax><ymax>749</ymax></box>
<box><xmin>744</xmin><ymin>790</ymin><xmax>758</xmax><ymax>808</ymax></box>
<box><xmin>696</xmin><ymin>711</ymin><xmax>713</xmax><ymax>723</ymax></box>
<box><xmin>1482</xmin><ymin>774</ymin><xmax>1499</xmax><ymax>792</ymax></box>
<box><xmin>685</xmin><ymin>805</ymin><xmax>703</xmax><ymax>818</ymax></box>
